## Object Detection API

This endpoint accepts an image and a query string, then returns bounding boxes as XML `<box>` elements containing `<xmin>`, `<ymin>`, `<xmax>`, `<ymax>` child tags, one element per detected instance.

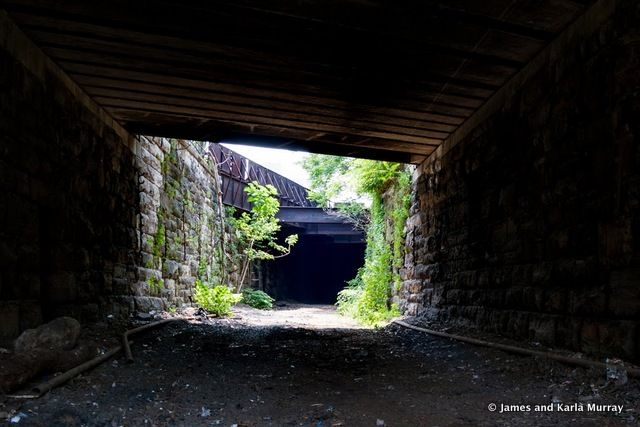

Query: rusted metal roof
<box><xmin>1</xmin><ymin>0</ymin><xmax>594</xmax><ymax>163</ymax></box>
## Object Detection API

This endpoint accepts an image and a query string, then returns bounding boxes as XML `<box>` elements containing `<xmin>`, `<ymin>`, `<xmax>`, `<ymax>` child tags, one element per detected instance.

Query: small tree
<box><xmin>230</xmin><ymin>182</ymin><xmax>298</xmax><ymax>291</ymax></box>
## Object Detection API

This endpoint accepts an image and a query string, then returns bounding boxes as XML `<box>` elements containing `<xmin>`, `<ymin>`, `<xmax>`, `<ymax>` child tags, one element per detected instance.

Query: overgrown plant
<box><xmin>147</xmin><ymin>276</ymin><xmax>164</xmax><ymax>294</ymax></box>
<box><xmin>241</xmin><ymin>288</ymin><xmax>275</xmax><ymax>310</ymax></box>
<box><xmin>303</xmin><ymin>154</ymin><xmax>411</xmax><ymax>326</ymax></box>
<box><xmin>194</xmin><ymin>280</ymin><xmax>241</xmax><ymax>317</ymax></box>
<box><xmin>335</xmin><ymin>268</ymin><xmax>364</xmax><ymax>318</ymax></box>
<box><xmin>228</xmin><ymin>182</ymin><xmax>298</xmax><ymax>292</ymax></box>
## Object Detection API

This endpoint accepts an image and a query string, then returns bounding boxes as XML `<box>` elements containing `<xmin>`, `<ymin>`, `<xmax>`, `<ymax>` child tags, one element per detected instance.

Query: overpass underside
<box><xmin>0</xmin><ymin>0</ymin><xmax>639</xmax><ymax>363</ymax></box>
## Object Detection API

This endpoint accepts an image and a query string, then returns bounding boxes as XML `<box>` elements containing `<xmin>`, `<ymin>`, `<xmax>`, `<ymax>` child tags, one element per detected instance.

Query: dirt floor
<box><xmin>1</xmin><ymin>304</ymin><xmax>639</xmax><ymax>427</ymax></box>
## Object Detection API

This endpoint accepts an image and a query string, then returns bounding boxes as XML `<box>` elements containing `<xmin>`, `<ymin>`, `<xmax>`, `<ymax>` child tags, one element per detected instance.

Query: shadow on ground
<box><xmin>1</xmin><ymin>305</ymin><xmax>638</xmax><ymax>426</ymax></box>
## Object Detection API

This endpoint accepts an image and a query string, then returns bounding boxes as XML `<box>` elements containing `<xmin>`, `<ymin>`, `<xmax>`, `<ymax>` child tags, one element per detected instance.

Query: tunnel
<box><xmin>0</xmin><ymin>0</ymin><xmax>639</xmax><ymax>424</ymax></box>
<box><xmin>257</xmin><ymin>223</ymin><xmax>366</xmax><ymax>305</ymax></box>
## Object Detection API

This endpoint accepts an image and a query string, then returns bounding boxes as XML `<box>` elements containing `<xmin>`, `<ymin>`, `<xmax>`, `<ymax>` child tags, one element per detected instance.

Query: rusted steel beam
<box><xmin>209</xmin><ymin>143</ymin><xmax>314</xmax><ymax>211</ymax></box>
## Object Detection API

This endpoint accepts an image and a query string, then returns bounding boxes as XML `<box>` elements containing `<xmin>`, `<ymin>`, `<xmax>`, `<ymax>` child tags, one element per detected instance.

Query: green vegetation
<box><xmin>194</xmin><ymin>280</ymin><xmax>241</xmax><ymax>317</ymax></box>
<box><xmin>228</xmin><ymin>182</ymin><xmax>298</xmax><ymax>291</ymax></box>
<box><xmin>303</xmin><ymin>154</ymin><xmax>352</xmax><ymax>207</ymax></box>
<box><xmin>302</xmin><ymin>155</ymin><xmax>412</xmax><ymax>326</ymax></box>
<box><xmin>390</xmin><ymin>170</ymin><xmax>412</xmax><ymax>290</ymax></box>
<box><xmin>147</xmin><ymin>276</ymin><xmax>164</xmax><ymax>294</ymax></box>
<box><xmin>152</xmin><ymin>215</ymin><xmax>165</xmax><ymax>259</ymax></box>
<box><xmin>241</xmin><ymin>288</ymin><xmax>275</xmax><ymax>310</ymax></box>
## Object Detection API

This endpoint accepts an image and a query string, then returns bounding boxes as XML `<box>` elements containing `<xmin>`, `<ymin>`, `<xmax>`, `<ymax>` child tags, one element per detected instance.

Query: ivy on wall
<box><xmin>302</xmin><ymin>155</ymin><xmax>412</xmax><ymax>325</ymax></box>
<box><xmin>143</xmin><ymin>139</ymin><xmax>230</xmax><ymax>298</ymax></box>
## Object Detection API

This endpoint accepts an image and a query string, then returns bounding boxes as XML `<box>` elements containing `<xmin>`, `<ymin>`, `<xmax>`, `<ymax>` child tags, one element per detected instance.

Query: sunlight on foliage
<box><xmin>241</xmin><ymin>288</ymin><xmax>275</xmax><ymax>310</ymax></box>
<box><xmin>194</xmin><ymin>280</ymin><xmax>241</xmax><ymax>317</ymax></box>
<box><xmin>303</xmin><ymin>154</ymin><xmax>410</xmax><ymax>326</ymax></box>
<box><xmin>228</xmin><ymin>182</ymin><xmax>298</xmax><ymax>291</ymax></box>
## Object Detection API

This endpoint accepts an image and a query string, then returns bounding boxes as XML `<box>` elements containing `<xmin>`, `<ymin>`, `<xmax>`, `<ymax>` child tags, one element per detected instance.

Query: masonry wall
<box><xmin>0</xmin><ymin>38</ymin><xmax>138</xmax><ymax>340</ymax></box>
<box><xmin>0</xmin><ymin>23</ymin><xmax>232</xmax><ymax>343</ymax></box>
<box><xmin>401</xmin><ymin>0</ymin><xmax>640</xmax><ymax>362</ymax></box>
<box><xmin>135</xmin><ymin>137</ymin><xmax>237</xmax><ymax>312</ymax></box>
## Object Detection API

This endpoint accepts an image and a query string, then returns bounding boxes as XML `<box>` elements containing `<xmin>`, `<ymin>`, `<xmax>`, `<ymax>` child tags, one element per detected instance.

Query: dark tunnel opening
<box><xmin>257</xmin><ymin>225</ymin><xmax>365</xmax><ymax>304</ymax></box>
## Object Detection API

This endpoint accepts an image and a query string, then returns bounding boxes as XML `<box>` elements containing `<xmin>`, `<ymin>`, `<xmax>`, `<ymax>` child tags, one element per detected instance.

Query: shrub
<box><xmin>336</xmin><ymin>194</ymin><xmax>401</xmax><ymax>326</ymax></box>
<box><xmin>228</xmin><ymin>182</ymin><xmax>298</xmax><ymax>291</ymax></box>
<box><xmin>194</xmin><ymin>280</ymin><xmax>241</xmax><ymax>317</ymax></box>
<box><xmin>302</xmin><ymin>154</ymin><xmax>409</xmax><ymax>326</ymax></box>
<box><xmin>336</xmin><ymin>271</ymin><xmax>364</xmax><ymax>318</ymax></box>
<box><xmin>241</xmin><ymin>288</ymin><xmax>275</xmax><ymax>310</ymax></box>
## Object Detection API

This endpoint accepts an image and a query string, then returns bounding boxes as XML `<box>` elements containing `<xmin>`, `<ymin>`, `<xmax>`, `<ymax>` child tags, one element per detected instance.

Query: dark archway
<box><xmin>256</xmin><ymin>220</ymin><xmax>365</xmax><ymax>304</ymax></box>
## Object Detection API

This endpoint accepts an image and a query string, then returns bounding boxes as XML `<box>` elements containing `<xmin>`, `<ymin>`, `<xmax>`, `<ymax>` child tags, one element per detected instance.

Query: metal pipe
<box><xmin>122</xmin><ymin>318</ymin><xmax>178</xmax><ymax>362</ymax></box>
<box><xmin>13</xmin><ymin>317</ymin><xmax>191</xmax><ymax>399</ymax></box>
<box><xmin>392</xmin><ymin>319</ymin><xmax>640</xmax><ymax>378</ymax></box>
<box><xmin>32</xmin><ymin>345</ymin><xmax>123</xmax><ymax>396</ymax></box>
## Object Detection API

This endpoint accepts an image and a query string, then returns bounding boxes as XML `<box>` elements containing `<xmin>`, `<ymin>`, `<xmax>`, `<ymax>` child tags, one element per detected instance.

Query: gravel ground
<box><xmin>1</xmin><ymin>304</ymin><xmax>638</xmax><ymax>426</ymax></box>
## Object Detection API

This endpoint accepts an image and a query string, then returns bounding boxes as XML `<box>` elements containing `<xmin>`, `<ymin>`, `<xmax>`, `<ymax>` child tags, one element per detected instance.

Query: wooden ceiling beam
<box><xmin>64</xmin><ymin>64</ymin><xmax>475</xmax><ymax>120</ymax></box>
<box><xmin>89</xmin><ymin>89</ymin><xmax>452</xmax><ymax>140</ymax></box>
<box><xmin>44</xmin><ymin>47</ymin><xmax>493</xmax><ymax>112</ymax></box>
<box><xmin>76</xmin><ymin>76</ymin><xmax>462</xmax><ymax>129</ymax></box>
<box><xmin>111</xmin><ymin>108</ymin><xmax>434</xmax><ymax>161</ymax></box>
<box><xmin>19</xmin><ymin>16</ymin><xmax>526</xmax><ymax>70</ymax></box>
<box><xmin>37</xmin><ymin>39</ymin><xmax>492</xmax><ymax>109</ymax></box>
<box><xmin>0</xmin><ymin>0</ymin><xmax>591</xmax><ymax>162</ymax></box>
<box><xmin>53</xmin><ymin>57</ymin><xmax>486</xmax><ymax>120</ymax></box>
<box><xmin>158</xmin><ymin>0</ymin><xmax>558</xmax><ymax>41</ymax></box>
<box><xmin>28</xmin><ymin>27</ymin><xmax>506</xmax><ymax>98</ymax></box>
<box><xmin>99</xmin><ymin>100</ymin><xmax>443</xmax><ymax>147</ymax></box>
<box><xmin>81</xmin><ymin>84</ymin><xmax>458</xmax><ymax>134</ymax></box>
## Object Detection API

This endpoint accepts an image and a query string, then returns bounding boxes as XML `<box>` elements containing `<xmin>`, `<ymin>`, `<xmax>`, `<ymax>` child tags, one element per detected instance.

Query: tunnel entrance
<box><xmin>211</xmin><ymin>143</ymin><xmax>366</xmax><ymax>305</ymax></box>
<box><xmin>256</xmin><ymin>216</ymin><xmax>365</xmax><ymax>304</ymax></box>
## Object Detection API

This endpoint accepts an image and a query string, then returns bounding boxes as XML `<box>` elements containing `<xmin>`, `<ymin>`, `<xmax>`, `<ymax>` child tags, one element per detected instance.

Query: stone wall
<box><xmin>400</xmin><ymin>0</ymin><xmax>640</xmax><ymax>362</ymax></box>
<box><xmin>0</xmin><ymin>19</ymin><xmax>233</xmax><ymax>343</ymax></box>
<box><xmin>0</xmin><ymin>29</ymin><xmax>139</xmax><ymax>340</ymax></box>
<box><xmin>135</xmin><ymin>137</ymin><xmax>236</xmax><ymax>312</ymax></box>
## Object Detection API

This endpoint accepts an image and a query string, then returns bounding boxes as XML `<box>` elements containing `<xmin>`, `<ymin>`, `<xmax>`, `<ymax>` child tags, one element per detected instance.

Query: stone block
<box><xmin>179</xmin><ymin>265</ymin><xmax>190</xmax><ymax>277</ymax></box>
<box><xmin>537</xmin><ymin>289</ymin><xmax>563</xmax><ymax>313</ymax></box>
<box><xmin>137</xmin><ymin>267</ymin><xmax>161</xmax><ymax>282</ymax></box>
<box><xmin>130</xmin><ymin>281</ymin><xmax>148</xmax><ymax>296</ymax></box>
<box><xmin>164</xmin><ymin>279</ymin><xmax>176</xmax><ymax>294</ymax></box>
<box><xmin>163</xmin><ymin>260</ymin><xmax>181</xmax><ymax>279</ymax></box>
<box><xmin>608</xmin><ymin>267</ymin><xmax>640</xmax><ymax>317</ymax></box>
<box><xmin>18</xmin><ymin>300</ymin><xmax>42</xmax><ymax>331</ymax></box>
<box><xmin>580</xmin><ymin>320</ymin><xmax>601</xmax><ymax>355</ymax></box>
<box><xmin>568</xmin><ymin>287</ymin><xmax>606</xmax><ymax>316</ymax></box>
<box><xmin>598</xmin><ymin>321</ymin><xmax>638</xmax><ymax>361</ymax></box>
<box><xmin>554</xmin><ymin>316</ymin><xmax>581</xmax><ymax>350</ymax></box>
<box><xmin>405</xmin><ymin>280</ymin><xmax>422</xmax><ymax>294</ymax></box>
<box><xmin>47</xmin><ymin>271</ymin><xmax>77</xmax><ymax>303</ymax></box>
<box><xmin>528</xmin><ymin>315</ymin><xmax>557</xmax><ymax>344</ymax></box>
<box><xmin>134</xmin><ymin>296</ymin><xmax>166</xmax><ymax>312</ymax></box>
<box><xmin>0</xmin><ymin>302</ymin><xmax>20</xmax><ymax>339</ymax></box>
<box><xmin>179</xmin><ymin>276</ymin><xmax>196</xmax><ymax>289</ymax></box>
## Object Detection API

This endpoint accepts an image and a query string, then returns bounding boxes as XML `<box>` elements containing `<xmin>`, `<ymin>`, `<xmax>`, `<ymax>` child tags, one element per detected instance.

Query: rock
<box><xmin>14</xmin><ymin>317</ymin><xmax>81</xmax><ymax>353</ymax></box>
<box><xmin>0</xmin><ymin>341</ymin><xmax>97</xmax><ymax>393</ymax></box>
<box><xmin>0</xmin><ymin>354</ymin><xmax>42</xmax><ymax>394</ymax></box>
<box><xmin>135</xmin><ymin>312</ymin><xmax>153</xmax><ymax>321</ymax></box>
<box><xmin>10</xmin><ymin>412</ymin><xmax>27</xmax><ymax>424</ymax></box>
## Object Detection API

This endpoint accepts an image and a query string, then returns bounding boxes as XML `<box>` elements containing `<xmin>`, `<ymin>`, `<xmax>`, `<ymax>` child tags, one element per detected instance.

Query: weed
<box><xmin>241</xmin><ymin>288</ymin><xmax>275</xmax><ymax>310</ymax></box>
<box><xmin>147</xmin><ymin>276</ymin><xmax>164</xmax><ymax>294</ymax></box>
<box><xmin>194</xmin><ymin>280</ymin><xmax>241</xmax><ymax>317</ymax></box>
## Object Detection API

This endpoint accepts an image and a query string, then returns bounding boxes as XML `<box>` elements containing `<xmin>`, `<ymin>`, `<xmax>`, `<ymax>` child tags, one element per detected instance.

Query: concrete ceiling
<box><xmin>2</xmin><ymin>0</ymin><xmax>593</xmax><ymax>163</ymax></box>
